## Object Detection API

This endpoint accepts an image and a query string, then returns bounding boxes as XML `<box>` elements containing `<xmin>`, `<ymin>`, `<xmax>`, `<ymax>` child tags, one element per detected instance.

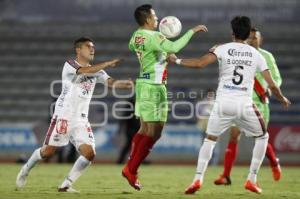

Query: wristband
<box><xmin>175</xmin><ymin>59</ymin><xmax>182</xmax><ymax>65</ymax></box>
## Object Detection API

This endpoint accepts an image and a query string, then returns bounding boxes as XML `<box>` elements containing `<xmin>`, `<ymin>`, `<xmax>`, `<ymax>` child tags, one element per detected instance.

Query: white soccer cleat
<box><xmin>58</xmin><ymin>186</ymin><xmax>79</xmax><ymax>193</ymax></box>
<box><xmin>16</xmin><ymin>166</ymin><xmax>28</xmax><ymax>189</ymax></box>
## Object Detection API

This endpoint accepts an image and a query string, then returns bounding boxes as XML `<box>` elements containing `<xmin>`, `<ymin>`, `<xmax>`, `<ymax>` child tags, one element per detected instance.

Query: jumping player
<box><xmin>122</xmin><ymin>4</ymin><xmax>208</xmax><ymax>190</ymax></box>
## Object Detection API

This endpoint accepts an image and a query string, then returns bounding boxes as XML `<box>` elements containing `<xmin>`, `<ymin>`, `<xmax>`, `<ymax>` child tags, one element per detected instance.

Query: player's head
<box><xmin>134</xmin><ymin>4</ymin><xmax>158</xmax><ymax>29</ymax></box>
<box><xmin>247</xmin><ymin>27</ymin><xmax>262</xmax><ymax>49</ymax></box>
<box><xmin>231</xmin><ymin>16</ymin><xmax>251</xmax><ymax>41</ymax></box>
<box><xmin>74</xmin><ymin>37</ymin><xmax>95</xmax><ymax>62</ymax></box>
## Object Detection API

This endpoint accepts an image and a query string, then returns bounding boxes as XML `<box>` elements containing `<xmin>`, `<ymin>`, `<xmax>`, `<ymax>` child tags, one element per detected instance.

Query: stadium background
<box><xmin>0</xmin><ymin>0</ymin><xmax>299</xmax><ymax>165</ymax></box>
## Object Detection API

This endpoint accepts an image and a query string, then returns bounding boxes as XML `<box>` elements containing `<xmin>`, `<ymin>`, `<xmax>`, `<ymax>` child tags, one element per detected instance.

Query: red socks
<box><xmin>222</xmin><ymin>141</ymin><xmax>238</xmax><ymax>177</ymax></box>
<box><xmin>221</xmin><ymin>142</ymin><xmax>277</xmax><ymax>176</ymax></box>
<box><xmin>128</xmin><ymin>133</ymin><xmax>144</xmax><ymax>162</ymax></box>
<box><xmin>127</xmin><ymin>134</ymin><xmax>155</xmax><ymax>174</ymax></box>
<box><xmin>266</xmin><ymin>143</ymin><xmax>278</xmax><ymax>167</ymax></box>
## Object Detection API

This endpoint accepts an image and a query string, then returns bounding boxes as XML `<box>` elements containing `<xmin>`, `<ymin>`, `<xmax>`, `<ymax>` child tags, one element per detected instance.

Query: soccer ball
<box><xmin>159</xmin><ymin>16</ymin><xmax>182</xmax><ymax>38</ymax></box>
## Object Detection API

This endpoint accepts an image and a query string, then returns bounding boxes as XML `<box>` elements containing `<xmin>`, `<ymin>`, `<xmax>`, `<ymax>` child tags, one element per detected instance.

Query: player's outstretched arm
<box><xmin>77</xmin><ymin>59</ymin><xmax>121</xmax><ymax>75</ymax></box>
<box><xmin>261</xmin><ymin>70</ymin><xmax>291</xmax><ymax>109</ymax></box>
<box><xmin>106</xmin><ymin>78</ymin><xmax>134</xmax><ymax>89</ymax></box>
<box><xmin>159</xmin><ymin>25</ymin><xmax>208</xmax><ymax>53</ymax></box>
<box><xmin>168</xmin><ymin>53</ymin><xmax>216</xmax><ymax>68</ymax></box>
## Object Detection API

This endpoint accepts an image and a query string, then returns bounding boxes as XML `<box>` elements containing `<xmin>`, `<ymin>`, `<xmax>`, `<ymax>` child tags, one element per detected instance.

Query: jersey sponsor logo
<box><xmin>79</xmin><ymin>76</ymin><xmax>96</xmax><ymax>96</ymax></box>
<box><xmin>141</xmin><ymin>73</ymin><xmax>150</xmax><ymax>79</ymax></box>
<box><xmin>135</xmin><ymin>36</ymin><xmax>145</xmax><ymax>45</ymax></box>
<box><xmin>228</xmin><ymin>49</ymin><xmax>252</xmax><ymax>57</ymax></box>
<box><xmin>134</xmin><ymin>36</ymin><xmax>145</xmax><ymax>59</ymax></box>
<box><xmin>223</xmin><ymin>84</ymin><xmax>248</xmax><ymax>91</ymax></box>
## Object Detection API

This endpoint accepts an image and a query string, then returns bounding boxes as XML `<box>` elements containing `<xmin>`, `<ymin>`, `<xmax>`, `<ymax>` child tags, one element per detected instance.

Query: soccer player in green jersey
<box><xmin>214</xmin><ymin>27</ymin><xmax>283</xmax><ymax>186</ymax></box>
<box><xmin>122</xmin><ymin>4</ymin><xmax>208</xmax><ymax>190</ymax></box>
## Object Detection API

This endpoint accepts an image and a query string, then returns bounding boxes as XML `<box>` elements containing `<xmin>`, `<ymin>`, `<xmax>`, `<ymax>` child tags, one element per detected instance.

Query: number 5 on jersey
<box><xmin>232</xmin><ymin>65</ymin><xmax>244</xmax><ymax>85</ymax></box>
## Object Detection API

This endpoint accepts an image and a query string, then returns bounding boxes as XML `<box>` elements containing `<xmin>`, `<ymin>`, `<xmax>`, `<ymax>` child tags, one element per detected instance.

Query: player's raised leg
<box><xmin>130</xmin><ymin>122</ymin><xmax>162</xmax><ymax>172</ymax></box>
<box><xmin>122</xmin><ymin>121</ymin><xmax>163</xmax><ymax>190</ymax></box>
<box><xmin>125</xmin><ymin>119</ymin><xmax>147</xmax><ymax>172</ymax></box>
<box><xmin>122</xmin><ymin>78</ymin><xmax>167</xmax><ymax>190</ymax></box>
<box><xmin>122</xmin><ymin>118</ymin><xmax>147</xmax><ymax>190</ymax></box>
<box><xmin>16</xmin><ymin>145</ymin><xmax>58</xmax><ymax>189</ymax></box>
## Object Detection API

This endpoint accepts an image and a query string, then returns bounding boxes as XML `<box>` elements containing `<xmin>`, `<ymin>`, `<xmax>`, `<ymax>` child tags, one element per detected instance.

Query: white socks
<box><xmin>60</xmin><ymin>156</ymin><xmax>91</xmax><ymax>188</ymax></box>
<box><xmin>248</xmin><ymin>133</ymin><xmax>269</xmax><ymax>183</ymax></box>
<box><xmin>194</xmin><ymin>138</ymin><xmax>216</xmax><ymax>182</ymax></box>
<box><xmin>23</xmin><ymin>148</ymin><xmax>43</xmax><ymax>174</ymax></box>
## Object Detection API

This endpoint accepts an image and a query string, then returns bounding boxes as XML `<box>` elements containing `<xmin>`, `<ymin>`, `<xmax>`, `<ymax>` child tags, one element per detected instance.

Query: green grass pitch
<box><xmin>1</xmin><ymin>164</ymin><xmax>299</xmax><ymax>199</ymax></box>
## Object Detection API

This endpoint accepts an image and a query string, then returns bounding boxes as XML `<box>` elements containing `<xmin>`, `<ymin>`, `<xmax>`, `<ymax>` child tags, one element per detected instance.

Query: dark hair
<box><xmin>74</xmin><ymin>37</ymin><xmax>93</xmax><ymax>51</ymax></box>
<box><xmin>134</xmin><ymin>4</ymin><xmax>153</xmax><ymax>26</ymax></box>
<box><xmin>231</xmin><ymin>16</ymin><xmax>251</xmax><ymax>40</ymax></box>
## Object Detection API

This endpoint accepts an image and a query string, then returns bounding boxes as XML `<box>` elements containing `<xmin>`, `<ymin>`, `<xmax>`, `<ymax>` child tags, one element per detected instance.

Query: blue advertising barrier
<box><xmin>93</xmin><ymin>124</ymin><xmax>203</xmax><ymax>154</ymax></box>
<box><xmin>0</xmin><ymin>125</ymin><xmax>208</xmax><ymax>162</ymax></box>
<box><xmin>0</xmin><ymin>128</ymin><xmax>38</xmax><ymax>151</ymax></box>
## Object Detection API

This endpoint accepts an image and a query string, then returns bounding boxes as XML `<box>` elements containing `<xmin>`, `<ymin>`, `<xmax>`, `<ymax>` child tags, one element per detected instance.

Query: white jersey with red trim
<box><xmin>213</xmin><ymin>42</ymin><xmax>268</xmax><ymax>102</ymax></box>
<box><xmin>53</xmin><ymin>59</ymin><xmax>110</xmax><ymax>121</ymax></box>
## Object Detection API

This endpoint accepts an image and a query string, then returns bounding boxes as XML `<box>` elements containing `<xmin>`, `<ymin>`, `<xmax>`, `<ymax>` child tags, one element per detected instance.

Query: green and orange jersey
<box><xmin>129</xmin><ymin>28</ymin><xmax>194</xmax><ymax>84</ymax></box>
<box><xmin>253</xmin><ymin>48</ymin><xmax>282</xmax><ymax>104</ymax></box>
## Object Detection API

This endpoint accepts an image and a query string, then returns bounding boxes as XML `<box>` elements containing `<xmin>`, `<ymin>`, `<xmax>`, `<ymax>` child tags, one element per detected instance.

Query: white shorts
<box><xmin>43</xmin><ymin>116</ymin><xmax>95</xmax><ymax>151</ymax></box>
<box><xmin>206</xmin><ymin>100</ymin><xmax>266</xmax><ymax>137</ymax></box>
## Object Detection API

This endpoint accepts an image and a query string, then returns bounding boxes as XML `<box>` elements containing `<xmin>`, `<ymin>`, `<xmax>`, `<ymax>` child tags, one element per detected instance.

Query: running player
<box><xmin>214</xmin><ymin>27</ymin><xmax>283</xmax><ymax>186</ymax></box>
<box><xmin>16</xmin><ymin>37</ymin><xmax>133</xmax><ymax>192</ymax></box>
<box><xmin>122</xmin><ymin>4</ymin><xmax>208</xmax><ymax>190</ymax></box>
<box><xmin>168</xmin><ymin>16</ymin><xmax>290</xmax><ymax>194</ymax></box>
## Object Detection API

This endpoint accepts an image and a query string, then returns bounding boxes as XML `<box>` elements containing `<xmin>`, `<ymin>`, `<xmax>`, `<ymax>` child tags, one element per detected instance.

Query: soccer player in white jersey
<box><xmin>168</xmin><ymin>16</ymin><xmax>291</xmax><ymax>194</ymax></box>
<box><xmin>16</xmin><ymin>37</ymin><xmax>133</xmax><ymax>192</ymax></box>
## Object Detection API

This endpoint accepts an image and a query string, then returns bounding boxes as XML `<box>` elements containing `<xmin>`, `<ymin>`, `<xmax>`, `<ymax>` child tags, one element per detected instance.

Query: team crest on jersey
<box><xmin>79</xmin><ymin>76</ymin><xmax>96</xmax><ymax>96</ymax></box>
<box><xmin>56</xmin><ymin>119</ymin><xmax>68</xmax><ymax>134</ymax></box>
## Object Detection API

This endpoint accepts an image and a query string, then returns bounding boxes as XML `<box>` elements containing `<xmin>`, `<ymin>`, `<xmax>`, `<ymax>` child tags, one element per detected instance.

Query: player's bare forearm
<box><xmin>77</xmin><ymin>59</ymin><xmax>121</xmax><ymax>74</ymax></box>
<box><xmin>261</xmin><ymin>69</ymin><xmax>290</xmax><ymax>108</ymax></box>
<box><xmin>169</xmin><ymin>53</ymin><xmax>216</xmax><ymax>68</ymax></box>
<box><xmin>181</xmin><ymin>59</ymin><xmax>208</xmax><ymax>68</ymax></box>
<box><xmin>107</xmin><ymin>78</ymin><xmax>134</xmax><ymax>89</ymax></box>
<box><xmin>269</xmin><ymin>85</ymin><xmax>284</xmax><ymax>102</ymax></box>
